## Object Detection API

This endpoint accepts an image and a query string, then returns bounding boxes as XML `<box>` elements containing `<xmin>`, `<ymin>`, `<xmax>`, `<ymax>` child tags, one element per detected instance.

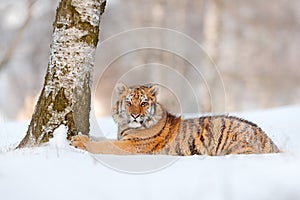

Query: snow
<box><xmin>1</xmin><ymin>105</ymin><xmax>300</xmax><ymax>200</ymax></box>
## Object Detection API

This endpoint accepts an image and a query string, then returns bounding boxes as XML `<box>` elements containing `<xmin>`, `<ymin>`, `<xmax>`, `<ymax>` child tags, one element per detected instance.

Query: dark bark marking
<box><xmin>53</xmin><ymin>88</ymin><xmax>69</xmax><ymax>112</ymax></box>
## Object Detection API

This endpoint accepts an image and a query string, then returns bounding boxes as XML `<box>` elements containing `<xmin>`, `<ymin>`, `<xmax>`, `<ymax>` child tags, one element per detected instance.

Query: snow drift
<box><xmin>0</xmin><ymin>105</ymin><xmax>300</xmax><ymax>200</ymax></box>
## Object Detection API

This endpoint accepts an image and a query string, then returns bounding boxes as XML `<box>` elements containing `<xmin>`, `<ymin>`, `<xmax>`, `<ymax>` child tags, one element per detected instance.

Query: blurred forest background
<box><xmin>0</xmin><ymin>0</ymin><xmax>300</xmax><ymax>121</ymax></box>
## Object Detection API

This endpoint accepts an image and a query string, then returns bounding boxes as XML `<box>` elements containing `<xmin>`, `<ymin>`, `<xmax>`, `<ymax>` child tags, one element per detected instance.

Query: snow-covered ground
<box><xmin>1</xmin><ymin>105</ymin><xmax>300</xmax><ymax>200</ymax></box>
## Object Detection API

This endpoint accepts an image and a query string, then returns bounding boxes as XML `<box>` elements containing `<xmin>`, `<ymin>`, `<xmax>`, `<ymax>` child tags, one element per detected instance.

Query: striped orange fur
<box><xmin>71</xmin><ymin>83</ymin><xmax>280</xmax><ymax>155</ymax></box>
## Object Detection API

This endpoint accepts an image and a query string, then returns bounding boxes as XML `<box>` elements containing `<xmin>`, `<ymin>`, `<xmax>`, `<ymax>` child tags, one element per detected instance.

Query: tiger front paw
<box><xmin>71</xmin><ymin>135</ymin><xmax>91</xmax><ymax>151</ymax></box>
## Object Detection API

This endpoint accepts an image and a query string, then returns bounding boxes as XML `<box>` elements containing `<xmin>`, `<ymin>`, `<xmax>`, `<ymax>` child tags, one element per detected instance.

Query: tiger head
<box><xmin>112</xmin><ymin>83</ymin><xmax>163</xmax><ymax>131</ymax></box>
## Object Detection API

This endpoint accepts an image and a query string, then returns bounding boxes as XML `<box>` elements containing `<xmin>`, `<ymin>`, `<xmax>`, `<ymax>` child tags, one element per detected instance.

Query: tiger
<box><xmin>71</xmin><ymin>83</ymin><xmax>280</xmax><ymax>155</ymax></box>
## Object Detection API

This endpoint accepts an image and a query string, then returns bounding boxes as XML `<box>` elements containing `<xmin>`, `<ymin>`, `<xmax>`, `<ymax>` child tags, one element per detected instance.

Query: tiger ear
<box><xmin>149</xmin><ymin>84</ymin><xmax>159</xmax><ymax>96</ymax></box>
<box><xmin>115</xmin><ymin>82</ymin><xmax>128</xmax><ymax>95</ymax></box>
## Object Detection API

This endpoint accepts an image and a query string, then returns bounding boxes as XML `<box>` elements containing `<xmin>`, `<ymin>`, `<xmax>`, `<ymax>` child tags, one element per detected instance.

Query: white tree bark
<box><xmin>18</xmin><ymin>0</ymin><xmax>106</xmax><ymax>148</ymax></box>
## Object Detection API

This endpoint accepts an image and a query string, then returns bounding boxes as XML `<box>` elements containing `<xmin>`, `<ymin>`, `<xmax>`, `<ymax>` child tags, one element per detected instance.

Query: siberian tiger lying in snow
<box><xmin>71</xmin><ymin>83</ymin><xmax>280</xmax><ymax>155</ymax></box>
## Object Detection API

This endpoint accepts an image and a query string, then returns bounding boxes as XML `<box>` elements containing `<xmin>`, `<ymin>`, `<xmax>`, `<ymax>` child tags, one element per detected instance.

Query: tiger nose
<box><xmin>131</xmin><ymin>113</ymin><xmax>140</xmax><ymax>119</ymax></box>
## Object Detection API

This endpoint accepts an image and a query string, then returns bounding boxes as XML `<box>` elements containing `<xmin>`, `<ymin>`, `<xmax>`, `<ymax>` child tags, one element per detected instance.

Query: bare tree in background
<box><xmin>202</xmin><ymin>0</ymin><xmax>222</xmax><ymax>112</ymax></box>
<box><xmin>203</xmin><ymin>0</ymin><xmax>221</xmax><ymax>63</ymax></box>
<box><xmin>0</xmin><ymin>0</ymin><xmax>36</xmax><ymax>71</ymax></box>
<box><xmin>18</xmin><ymin>0</ymin><xmax>106</xmax><ymax>148</ymax></box>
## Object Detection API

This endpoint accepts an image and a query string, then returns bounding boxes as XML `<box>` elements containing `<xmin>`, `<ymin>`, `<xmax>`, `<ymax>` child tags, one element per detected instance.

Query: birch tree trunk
<box><xmin>18</xmin><ymin>0</ymin><xmax>106</xmax><ymax>148</ymax></box>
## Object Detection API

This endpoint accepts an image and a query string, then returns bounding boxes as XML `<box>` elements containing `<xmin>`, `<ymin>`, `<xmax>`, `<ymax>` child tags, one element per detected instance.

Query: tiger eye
<box><xmin>141</xmin><ymin>102</ymin><xmax>148</xmax><ymax>107</ymax></box>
